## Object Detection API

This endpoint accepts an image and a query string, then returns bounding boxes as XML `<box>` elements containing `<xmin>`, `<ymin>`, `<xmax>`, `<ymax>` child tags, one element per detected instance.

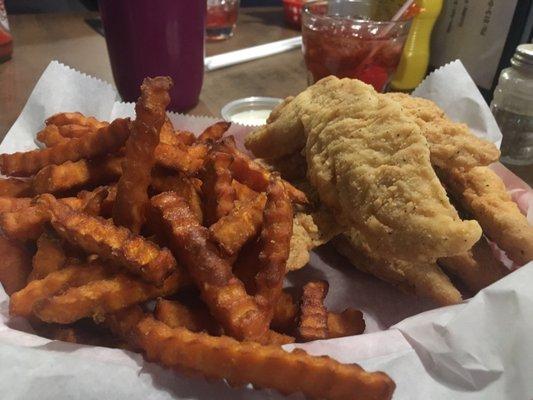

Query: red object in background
<box><xmin>283</xmin><ymin>0</ymin><xmax>304</xmax><ymax>28</ymax></box>
<box><xmin>206</xmin><ymin>3</ymin><xmax>238</xmax><ymax>29</ymax></box>
<box><xmin>0</xmin><ymin>0</ymin><xmax>13</xmax><ymax>62</ymax></box>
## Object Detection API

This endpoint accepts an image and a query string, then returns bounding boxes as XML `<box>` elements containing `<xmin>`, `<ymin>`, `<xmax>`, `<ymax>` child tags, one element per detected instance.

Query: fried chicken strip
<box><xmin>0</xmin><ymin>118</ymin><xmax>129</xmax><ymax>176</ymax></box>
<box><xmin>440</xmin><ymin>166</ymin><xmax>533</xmax><ymax>265</ymax></box>
<box><xmin>0</xmin><ymin>235</ymin><xmax>32</xmax><ymax>295</ymax></box>
<box><xmin>150</xmin><ymin>192</ymin><xmax>269</xmax><ymax>341</ymax></box>
<box><xmin>120</xmin><ymin>312</ymin><xmax>395</xmax><ymax>400</ymax></box>
<box><xmin>297</xmin><ymin>281</ymin><xmax>329</xmax><ymax>341</ymax></box>
<box><xmin>114</xmin><ymin>76</ymin><xmax>172</xmax><ymax>233</ymax></box>
<box><xmin>37</xmin><ymin>194</ymin><xmax>177</xmax><ymax>285</ymax></box>
<box><xmin>0</xmin><ymin>177</ymin><xmax>33</xmax><ymax>197</ymax></box>
<box><xmin>28</xmin><ymin>231</ymin><xmax>67</xmax><ymax>281</ymax></box>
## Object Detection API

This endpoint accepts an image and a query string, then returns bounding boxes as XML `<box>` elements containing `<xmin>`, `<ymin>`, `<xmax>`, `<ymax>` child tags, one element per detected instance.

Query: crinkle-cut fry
<box><xmin>197</xmin><ymin>121</ymin><xmax>231</xmax><ymax>143</ymax></box>
<box><xmin>254</xmin><ymin>329</ymin><xmax>295</xmax><ymax>346</ymax></box>
<box><xmin>57</xmin><ymin>124</ymin><xmax>95</xmax><ymax>139</ymax></box>
<box><xmin>439</xmin><ymin>236</ymin><xmax>509</xmax><ymax>294</ymax></box>
<box><xmin>202</xmin><ymin>151</ymin><xmax>236</xmax><ymax>226</ymax></box>
<box><xmin>37</xmin><ymin>125</ymin><xmax>70</xmax><ymax>147</ymax></box>
<box><xmin>37</xmin><ymin>194</ymin><xmax>177</xmax><ymax>285</ymax></box>
<box><xmin>113</xmin><ymin>77</ymin><xmax>172</xmax><ymax>233</ymax></box>
<box><xmin>209</xmin><ymin>193</ymin><xmax>267</xmax><ymax>255</ymax></box>
<box><xmin>439</xmin><ymin>166</ymin><xmax>533</xmax><ymax>265</ymax></box>
<box><xmin>150</xmin><ymin>192</ymin><xmax>269</xmax><ymax>341</ymax></box>
<box><xmin>232</xmin><ymin>179</ymin><xmax>258</xmax><ymax>202</ymax></box>
<box><xmin>45</xmin><ymin>112</ymin><xmax>108</xmax><ymax>130</ymax></box>
<box><xmin>159</xmin><ymin>119</ymin><xmax>196</xmax><ymax>146</ymax></box>
<box><xmin>9</xmin><ymin>262</ymin><xmax>109</xmax><ymax>317</ymax></box>
<box><xmin>77</xmin><ymin>185</ymin><xmax>117</xmax><ymax>218</ymax></box>
<box><xmin>0</xmin><ymin>197</ymin><xmax>32</xmax><ymax>213</ymax></box>
<box><xmin>253</xmin><ymin>177</ymin><xmax>293</xmax><ymax>322</ymax></box>
<box><xmin>218</xmin><ymin>138</ymin><xmax>308</xmax><ymax>204</ymax></box>
<box><xmin>272</xmin><ymin>291</ymin><xmax>298</xmax><ymax>332</ymax></box>
<box><xmin>155</xmin><ymin>142</ymin><xmax>208</xmax><ymax>174</ymax></box>
<box><xmin>154</xmin><ymin>298</ymin><xmax>222</xmax><ymax>335</ymax></box>
<box><xmin>327</xmin><ymin>309</ymin><xmax>365</xmax><ymax>339</ymax></box>
<box><xmin>28</xmin><ymin>231</ymin><xmax>67</xmax><ymax>282</ymax></box>
<box><xmin>0</xmin><ymin>118</ymin><xmax>130</xmax><ymax>177</ymax></box>
<box><xmin>32</xmin><ymin>155</ymin><xmax>123</xmax><ymax>194</ymax></box>
<box><xmin>151</xmin><ymin>168</ymin><xmax>203</xmax><ymax>223</ymax></box>
<box><xmin>298</xmin><ymin>281</ymin><xmax>329</xmax><ymax>341</ymax></box>
<box><xmin>0</xmin><ymin>177</ymin><xmax>33</xmax><ymax>197</ymax></box>
<box><xmin>132</xmin><ymin>315</ymin><xmax>395</xmax><ymax>400</ymax></box>
<box><xmin>0</xmin><ymin>235</ymin><xmax>32</xmax><ymax>295</ymax></box>
<box><xmin>33</xmin><ymin>269</ymin><xmax>186</xmax><ymax>324</ymax></box>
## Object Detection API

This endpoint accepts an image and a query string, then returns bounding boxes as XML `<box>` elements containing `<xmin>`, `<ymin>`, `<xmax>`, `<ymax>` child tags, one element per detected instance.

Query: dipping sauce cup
<box><xmin>302</xmin><ymin>0</ymin><xmax>412</xmax><ymax>92</ymax></box>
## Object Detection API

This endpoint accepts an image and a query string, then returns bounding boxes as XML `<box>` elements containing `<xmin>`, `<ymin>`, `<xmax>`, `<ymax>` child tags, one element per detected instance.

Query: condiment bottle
<box><xmin>0</xmin><ymin>0</ymin><xmax>12</xmax><ymax>63</ymax></box>
<box><xmin>390</xmin><ymin>0</ymin><xmax>443</xmax><ymax>91</ymax></box>
<box><xmin>490</xmin><ymin>44</ymin><xmax>533</xmax><ymax>166</ymax></box>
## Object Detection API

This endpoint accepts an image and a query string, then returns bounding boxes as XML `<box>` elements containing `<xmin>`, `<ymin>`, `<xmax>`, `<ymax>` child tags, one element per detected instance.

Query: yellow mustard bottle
<box><xmin>390</xmin><ymin>0</ymin><xmax>443</xmax><ymax>91</ymax></box>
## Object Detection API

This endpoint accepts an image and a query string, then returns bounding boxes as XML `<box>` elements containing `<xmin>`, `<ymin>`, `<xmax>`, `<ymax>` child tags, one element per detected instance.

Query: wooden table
<box><xmin>0</xmin><ymin>8</ymin><xmax>531</xmax><ymax>184</ymax></box>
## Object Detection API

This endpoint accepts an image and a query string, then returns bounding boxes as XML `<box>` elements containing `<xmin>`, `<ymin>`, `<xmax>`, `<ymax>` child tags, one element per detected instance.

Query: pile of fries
<box><xmin>0</xmin><ymin>77</ymin><xmax>395</xmax><ymax>399</ymax></box>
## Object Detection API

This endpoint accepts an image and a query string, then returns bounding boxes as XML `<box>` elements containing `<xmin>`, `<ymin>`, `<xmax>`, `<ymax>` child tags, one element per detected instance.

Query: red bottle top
<box><xmin>0</xmin><ymin>0</ymin><xmax>13</xmax><ymax>62</ymax></box>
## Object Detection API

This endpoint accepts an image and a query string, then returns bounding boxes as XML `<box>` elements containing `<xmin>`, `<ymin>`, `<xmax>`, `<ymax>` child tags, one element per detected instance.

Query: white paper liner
<box><xmin>0</xmin><ymin>60</ymin><xmax>532</xmax><ymax>400</ymax></box>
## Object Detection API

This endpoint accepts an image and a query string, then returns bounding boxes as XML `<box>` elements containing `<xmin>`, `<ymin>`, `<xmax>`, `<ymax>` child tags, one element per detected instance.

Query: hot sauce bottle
<box><xmin>0</xmin><ymin>0</ymin><xmax>13</xmax><ymax>63</ymax></box>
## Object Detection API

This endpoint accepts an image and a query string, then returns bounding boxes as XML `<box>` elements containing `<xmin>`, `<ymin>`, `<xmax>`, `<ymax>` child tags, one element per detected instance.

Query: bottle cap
<box><xmin>511</xmin><ymin>43</ymin><xmax>533</xmax><ymax>70</ymax></box>
<box><xmin>221</xmin><ymin>97</ymin><xmax>282</xmax><ymax>126</ymax></box>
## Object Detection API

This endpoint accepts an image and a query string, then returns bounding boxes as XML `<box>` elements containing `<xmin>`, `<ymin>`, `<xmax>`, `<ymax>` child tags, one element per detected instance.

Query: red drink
<box><xmin>0</xmin><ymin>0</ymin><xmax>12</xmax><ymax>63</ymax></box>
<box><xmin>206</xmin><ymin>0</ymin><xmax>239</xmax><ymax>41</ymax></box>
<box><xmin>302</xmin><ymin>0</ymin><xmax>411</xmax><ymax>92</ymax></box>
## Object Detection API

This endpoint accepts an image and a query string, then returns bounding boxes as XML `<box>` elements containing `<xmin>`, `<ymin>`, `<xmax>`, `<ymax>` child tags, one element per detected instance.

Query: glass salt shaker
<box><xmin>490</xmin><ymin>43</ymin><xmax>533</xmax><ymax>165</ymax></box>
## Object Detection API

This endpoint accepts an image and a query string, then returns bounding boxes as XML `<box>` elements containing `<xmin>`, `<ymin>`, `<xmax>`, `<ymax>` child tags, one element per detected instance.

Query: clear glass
<box><xmin>302</xmin><ymin>0</ymin><xmax>412</xmax><ymax>92</ymax></box>
<box><xmin>491</xmin><ymin>63</ymin><xmax>533</xmax><ymax>165</ymax></box>
<box><xmin>206</xmin><ymin>0</ymin><xmax>240</xmax><ymax>41</ymax></box>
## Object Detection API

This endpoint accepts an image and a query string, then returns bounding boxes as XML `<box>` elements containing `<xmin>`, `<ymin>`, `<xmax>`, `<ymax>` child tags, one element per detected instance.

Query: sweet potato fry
<box><xmin>197</xmin><ymin>121</ymin><xmax>231</xmax><ymax>143</ymax></box>
<box><xmin>0</xmin><ymin>118</ymin><xmax>130</xmax><ymax>177</ymax></box>
<box><xmin>0</xmin><ymin>197</ymin><xmax>32</xmax><ymax>213</ymax></box>
<box><xmin>37</xmin><ymin>125</ymin><xmax>70</xmax><ymax>147</ymax></box>
<box><xmin>439</xmin><ymin>166</ymin><xmax>533</xmax><ymax>265</ymax></box>
<box><xmin>159</xmin><ymin>119</ymin><xmax>194</xmax><ymax>147</ymax></box>
<box><xmin>45</xmin><ymin>112</ymin><xmax>107</xmax><ymax>129</ymax></box>
<box><xmin>28</xmin><ymin>231</ymin><xmax>67</xmax><ymax>281</ymax></box>
<box><xmin>77</xmin><ymin>185</ymin><xmax>117</xmax><ymax>218</ymax></box>
<box><xmin>0</xmin><ymin>177</ymin><xmax>33</xmax><ymax>197</ymax></box>
<box><xmin>37</xmin><ymin>194</ymin><xmax>177</xmax><ymax>285</ymax></box>
<box><xmin>130</xmin><ymin>314</ymin><xmax>395</xmax><ymax>400</ymax></box>
<box><xmin>32</xmin><ymin>156</ymin><xmax>123</xmax><ymax>194</ymax></box>
<box><xmin>57</xmin><ymin>124</ymin><xmax>95</xmax><ymax>139</ymax></box>
<box><xmin>150</xmin><ymin>192</ymin><xmax>269</xmax><ymax>341</ymax></box>
<box><xmin>154</xmin><ymin>298</ymin><xmax>222</xmax><ymax>335</ymax></box>
<box><xmin>9</xmin><ymin>262</ymin><xmax>109</xmax><ymax>317</ymax></box>
<box><xmin>297</xmin><ymin>281</ymin><xmax>329</xmax><ymax>341</ymax></box>
<box><xmin>439</xmin><ymin>236</ymin><xmax>509</xmax><ymax>294</ymax></box>
<box><xmin>253</xmin><ymin>177</ymin><xmax>293</xmax><ymax>321</ymax></box>
<box><xmin>209</xmin><ymin>192</ymin><xmax>267</xmax><ymax>255</ymax></box>
<box><xmin>113</xmin><ymin>77</ymin><xmax>172</xmax><ymax>233</ymax></box>
<box><xmin>232</xmin><ymin>179</ymin><xmax>258</xmax><ymax>202</ymax></box>
<box><xmin>0</xmin><ymin>235</ymin><xmax>32</xmax><ymax>295</ymax></box>
<box><xmin>155</xmin><ymin>142</ymin><xmax>208</xmax><ymax>174</ymax></box>
<box><xmin>327</xmin><ymin>309</ymin><xmax>366</xmax><ymax>338</ymax></box>
<box><xmin>201</xmin><ymin>151</ymin><xmax>236</xmax><ymax>226</ymax></box>
<box><xmin>272</xmin><ymin>291</ymin><xmax>298</xmax><ymax>332</ymax></box>
<box><xmin>32</xmin><ymin>270</ymin><xmax>186</xmax><ymax>324</ymax></box>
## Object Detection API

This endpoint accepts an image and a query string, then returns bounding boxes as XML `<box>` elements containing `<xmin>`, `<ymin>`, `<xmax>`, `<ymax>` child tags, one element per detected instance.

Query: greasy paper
<box><xmin>0</xmin><ymin>61</ymin><xmax>531</xmax><ymax>400</ymax></box>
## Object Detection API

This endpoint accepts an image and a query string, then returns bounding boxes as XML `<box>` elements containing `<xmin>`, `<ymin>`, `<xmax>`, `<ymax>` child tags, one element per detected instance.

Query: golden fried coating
<box><xmin>439</xmin><ymin>236</ymin><xmax>509</xmax><ymax>294</ymax></box>
<box><xmin>32</xmin><ymin>270</ymin><xmax>186</xmax><ymax>324</ymax></box>
<box><xmin>246</xmin><ymin>77</ymin><xmax>481</xmax><ymax>264</ymax></box>
<box><xmin>439</xmin><ymin>166</ymin><xmax>533</xmax><ymax>265</ymax></box>
<box><xmin>256</xmin><ymin>329</ymin><xmax>295</xmax><ymax>346</ymax></box>
<box><xmin>155</xmin><ymin>142</ymin><xmax>207</xmax><ymax>174</ymax></box>
<box><xmin>297</xmin><ymin>281</ymin><xmax>329</xmax><ymax>341</ymax></box>
<box><xmin>327</xmin><ymin>309</ymin><xmax>366</xmax><ymax>339</ymax></box>
<box><xmin>209</xmin><ymin>192</ymin><xmax>267</xmax><ymax>255</ymax></box>
<box><xmin>45</xmin><ymin>112</ymin><xmax>108</xmax><ymax>130</ymax></box>
<box><xmin>9</xmin><ymin>262</ymin><xmax>109</xmax><ymax>317</ymax></box>
<box><xmin>0</xmin><ymin>118</ymin><xmax>129</xmax><ymax>177</ymax></box>
<box><xmin>0</xmin><ymin>235</ymin><xmax>32</xmax><ymax>295</ymax></box>
<box><xmin>333</xmin><ymin>232</ymin><xmax>462</xmax><ymax>306</ymax></box>
<box><xmin>201</xmin><ymin>151</ymin><xmax>236</xmax><ymax>226</ymax></box>
<box><xmin>232</xmin><ymin>179</ymin><xmax>258</xmax><ymax>202</ymax></box>
<box><xmin>0</xmin><ymin>177</ymin><xmax>33</xmax><ymax>197</ymax></box>
<box><xmin>0</xmin><ymin>197</ymin><xmax>32</xmax><ymax>213</ymax></box>
<box><xmin>132</xmin><ymin>314</ymin><xmax>395</xmax><ymax>400</ymax></box>
<box><xmin>388</xmin><ymin>92</ymin><xmax>500</xmax><ymax>170</ymax></box>
<box><xmin>253</xmin><ymin>177</ymin><xmax>293</xmax><ymax>322</ymax></box>
<box><xmin>37</xmin><ymin>125</ymin><xmax>70</xmax><ymax>147</ymax></box>
<box><xmin>197</xmin><ymin>121</ymin><xmax>231</xmax><ymax>143</ymax></box>
<box><xmin>32</xmin><ymin>156</ymin><xmax>123</xmax><ymax>194</ymax></box>
<box><xmin>28</xmin><ymin>231</ymin><xmax>67</xmax><ymax>281</ymax></box>
<box><xmin>154</xmin><ymin>298</ymin><xmax>222</xmax><ymax>335</ymax></box>
<box><xmin>38</xmin><ymin>194</ymin><xmax>177</xmax><ymax>285</ymax></box>
<box><xmin>150</xmin><ymin>192</ymin><xmax>269</xmax><ymax>341</ymax></box>
<box><xmin>114</xmin><ymin>77</ymin><xmax>172</xmax><ymax>233</ymax></box>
